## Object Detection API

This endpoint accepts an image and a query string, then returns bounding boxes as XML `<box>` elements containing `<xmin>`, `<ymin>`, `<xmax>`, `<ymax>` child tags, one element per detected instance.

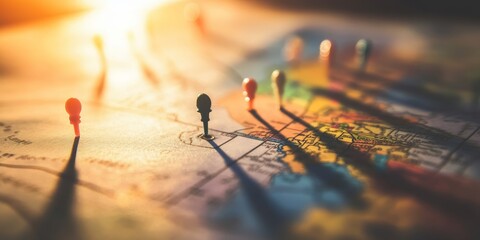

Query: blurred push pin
<box><xmin>93</xmin><ymin>34</ymin><xmax>104</xmax><ymax>52</ymax></box>
<box><xmin>93</xmin><ymin>34</ymin><xmax>107</xmax><ymax>99</ymax></box>
<box><xmin>319</xmin><ymin>39</ymin><xmax>334</xmax><ymax>64</ymax></box>
<box><xmin>284</xmin><ymin>36</ymin><xmax>304</xmax><ymax>65</ymax></box>
<box><xmin>242</xmin><ymin>78</ymin><xmax>257</xmax><ymax>111</ymax></box>
<box><xmin>271</xmin><ymin>70</ymin><xmax>286</xmax><ymax>109</ymax></box>
<box><xmin>355</xmin><ymin>39</ymin><xmax>372</xmax><ymax>72</ymax></box>
<box><xmin>319</xmin><ymin>39</ymin><xmax>334</xmax><ymax>80</ymax></box>
<box><xmin>65</xmin><ymin>98</ymin><xmax>82</xmax><ymax>137</ymax></box>
<box><xmin>184</xmin><ymin>2</ymin><xmax>205</xmax><ymax>35</ymax></box>
<box><xmin>196</xmin><ymin>93</ymin><xmax>214</xmax><ymax>140</ymax></box>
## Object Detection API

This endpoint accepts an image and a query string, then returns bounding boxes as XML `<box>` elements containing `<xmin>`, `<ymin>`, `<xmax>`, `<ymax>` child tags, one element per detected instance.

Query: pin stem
<box><xmin>74</xmin><ymin>124</ymin><xmax>80</xmax><ymax>136</ymax></box>
<box><xmin>203</xmin><ymin>121</ymin><xmax>208</xmax><ymax>136</ymax></box>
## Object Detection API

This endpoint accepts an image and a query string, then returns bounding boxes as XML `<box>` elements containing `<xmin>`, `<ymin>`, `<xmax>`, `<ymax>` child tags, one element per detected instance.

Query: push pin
<box><xmin>196</xmin><ymin>93</ymin><xmax>214</xmax><ymax>140</ymax></box>
<box><xmin>65</xmin><ymin>98</ymin><xmax>82</xmax><ymax>136</ymax></box>
<box><xmin>284</xmin><ymin>36</ymin><xmax>304</xmax><ymax>65</ymax></box>
<box><xmin>355</xmin><ymin>39</ymin><xmax>372</xmax><ymax>72</ymax></box>
<box><xmin>271</xmin><ymin>70</ymin><xmax>286</xmax><ymax>109</ymax></box>
<box><xmin>242</xmin><ymin>78</ymin><xmax>257</xmax><ymax>111</ymax></box>
<box><xmin>319</xmin><ymin>39</ymin><xmax>334</xmax><ymax>64</ymax></box>
<box><xmin>184</xmin><ymin>2</ymin><xmax>205</xmax><ymax>35</ymax></box>
<box><xmin>319</xmin><ymin>39</ymin><xmax>334</xmax><ymax>80</ymax></box>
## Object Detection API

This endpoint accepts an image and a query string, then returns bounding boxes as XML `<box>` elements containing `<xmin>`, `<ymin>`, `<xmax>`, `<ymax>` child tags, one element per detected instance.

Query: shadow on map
<box><xmin>249</xmin><ymin>110</ymin><xmax>366</xmax><ymax>208</ymax></box>
<box><xmin>208</xmin><ymin>140</ymin><xmax>291</xmax><ymax>239</ymax></box>
<box><xmin>336</xmin><ymin>66</ymin><xmax>469</xmax><ymax>113</ymax></box>
<box><xmin>279</xmin><ymin>107</ymin><xmax>480</xmax><ymax>238</ymax></box>
<box><xmin>329</xmin><ymin>70</ymin><xmax>457</xmax><ymax>113</ymax></box>
<box><xmin>310</xmin><ymin>86</ymin><xmax>480</xmax><ymax>159</ymax></box>
<box><xmin>33</xmin><ymin>136</ymin><xmax>81</xmax><ymax>240</ymax></box>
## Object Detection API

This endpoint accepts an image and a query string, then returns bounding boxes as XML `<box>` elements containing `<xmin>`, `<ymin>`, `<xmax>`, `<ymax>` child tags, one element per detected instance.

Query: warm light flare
<box><xmin>87</xmin><ymin>0</ymin><xmax>167</xmax><ymax>34</ymax></box>
<box><xmin>78</xmin><ymin>0</ymin><xmax>171</xmax><ymax>88</ymax></box>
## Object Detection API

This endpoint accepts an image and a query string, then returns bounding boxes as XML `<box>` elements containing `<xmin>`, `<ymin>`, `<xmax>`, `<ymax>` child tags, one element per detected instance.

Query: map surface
<box><xmin>1</xmin><ymin>1</ymin><xmax>480</xmax><ymax>239</ymax></box>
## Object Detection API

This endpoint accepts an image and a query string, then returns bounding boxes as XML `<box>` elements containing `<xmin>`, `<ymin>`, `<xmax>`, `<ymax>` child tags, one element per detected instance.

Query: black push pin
<box><xmin>196</xmin><ymin>93</ymin><xmax>214</xmax><ymax>140</ymax></box>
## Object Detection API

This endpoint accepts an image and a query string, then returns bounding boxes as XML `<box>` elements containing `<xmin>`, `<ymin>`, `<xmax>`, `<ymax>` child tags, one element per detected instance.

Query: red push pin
<box><xmin>242</xmin><ymin>78</ymin><xmax>257</xmax><ymax>111</ymax></box>
<box><xmin>65</xmin><ymin>98</ymin><xmax>82</xmax><ymax>136</ymax></box>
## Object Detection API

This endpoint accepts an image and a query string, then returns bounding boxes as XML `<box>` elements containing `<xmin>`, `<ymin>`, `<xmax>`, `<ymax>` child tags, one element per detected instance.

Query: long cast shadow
<box><xmin>355</xmin><ymin>68</ymin><xmax>455</xmax><ymax>102</ymax></box>
<box><xmin>311</xmin><ymin>87</ymin><xmax>480</xmax><ymax>157</ymax></box>
<box><xmin>249</xmin><ymin>110</ymin><xmax>366</xmax><ymax>208</ymax></box>
<box><xmin>34</xmin><ymin>136</ymin><xmax>81</xmax><ymax>240</ymax></box>
<box><xmin>208</xmin><ymin>140</ymin><xmax>290</xmax><ymax>239</ymax></box>
<box><xmin>279</xmin><ymin>107</ymin><xmax>480</xmax><ymax>233</ymax></box>
<box><xmin>337</xmin><ymin>63</ymin><xmax>459</xmax><ymax>109</ymax></box>
<box><xmin>328</xmin><ymin>71</ymin><xmax>456</xmax><ymax>112</ymax></box>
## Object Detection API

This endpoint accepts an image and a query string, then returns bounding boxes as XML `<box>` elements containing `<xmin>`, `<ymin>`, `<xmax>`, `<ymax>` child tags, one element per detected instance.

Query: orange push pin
<box><xmin>65</xmin><ymin>98</ymin><xmax>82</xmax><ymax>136</ymax></box>
<box><xmin>184</xmin><ymin>2</ymin><xmax>205</xmax><ymax>35</ymax></box>
<box><xmin>242</xmin><ymin>78</ymin><xmax>257</xmax><ymax>111</ymax></box>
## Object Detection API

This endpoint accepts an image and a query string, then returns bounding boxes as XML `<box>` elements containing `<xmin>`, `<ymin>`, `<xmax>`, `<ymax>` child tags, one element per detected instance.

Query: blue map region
<box><xmin>209</xmin><ymin>149</ymin><xmax>364</xmax><ymax>236</ymax></box>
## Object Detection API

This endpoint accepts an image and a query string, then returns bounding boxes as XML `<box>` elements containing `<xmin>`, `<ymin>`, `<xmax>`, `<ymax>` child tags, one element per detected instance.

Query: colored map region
<box><xmin>203</xmin><ymin>61</ymin><xmax>480</xmax><ymax>239</ymax></box>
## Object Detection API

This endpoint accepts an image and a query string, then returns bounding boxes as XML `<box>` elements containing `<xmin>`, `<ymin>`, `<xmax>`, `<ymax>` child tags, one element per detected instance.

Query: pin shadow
<box><xmin>249</xmin><ymin>109</ymin><xmax>366</xmax><ymax>208</ymax></box>
<box><xmin>279</xmin><ymin>107</ymin><xmax>480</xmax><ymax>234</ymax></box>
<box><xmin>311</xmin><ymin>87</ymin><xmax>480</xmax><ymax>157</ymax></box>
<box><xmin>34</xmin><ymin>136</ymin><xmax>81</xmax><ymax>240</ymax></box>
<box><xmin>329</xmin><ymin>72</ymin><xmax>452</xmax><ymax>112</ymax></box>
<box><xmin>208</xmin><ymin>140</ymin><xmax>290</xmax><ymax>239</ymax></box>
<box><xmin>335</xmin><ymin>64</ymin><xmax>470</xmax><ymax>114</ymax></box>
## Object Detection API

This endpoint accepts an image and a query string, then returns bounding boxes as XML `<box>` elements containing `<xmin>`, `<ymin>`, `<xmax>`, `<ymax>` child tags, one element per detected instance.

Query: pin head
<box><xmin>196</xmin><ymin>93</ymin><xmax>213</xmax><ymax>138</ymax></box>
<box><xmin>272</xmin><ymin>70</ymin><xmax>286</xmax><ymax>109</ymax></box>
<box><xmin>196</xmin><ymin>93</ymin><xmax>212</xmax><ymax>113</ymax></box>
<box><xmin>243</xmin><ymin>78</ymin><xmax>257</xmax><ymax>111</ymax></box>
<box><xmin>242</xmin><ymin>78</ymin><xmax>257</xmax><ymax>101</ymax></box>
<box><xmin>65</xmin><ymin>98</ymin><xmax>82</xmax><ymax>136</ymax></box>
<box><xmin>271</xmin><ymin>70</ymin><xmax>286</xmax><ymax>94</ymax></box>
<box><xmin>355</xmin><ymin>39</ymin><xmax>372</xmax><ymax>71</ymax></box>
<box><xmin>284</xmin><ymin>36</ymin><xmax>304</xmax><ymax>63</ymax></box>
<box><xmin>319</xmin><ymin>39</ymin><xmax>334</xmax><ymax>62</ymax></box>
<box><xmin>355</xmin><ymin>39</ymin><xmax>372</xmax><ymax>58</ymax></box>
<box><xmin>65</xmin><ymin>98</ymin><xmax>82</xmax><ymax>118</ymax></box>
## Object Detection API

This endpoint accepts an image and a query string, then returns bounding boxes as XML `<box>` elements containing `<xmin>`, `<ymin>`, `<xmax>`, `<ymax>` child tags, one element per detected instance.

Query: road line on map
<box><xmin>437</xmin><ymin>126</ymin><xmax>480</xmax><ymax>171</ymax></box>
<box><xmin>165</xmin><ymin>95</ymin><xmax>314</xmax><ymax>205</ymax></box>
<box><xmin>217</xmin><ymin>135</ymin><xmax>237</xmax><ymax>148</ymax></box>
<box><xmin>165</xmin><ymin>120</ymin><xmax>297</xmax><ymax>205</ymax></box>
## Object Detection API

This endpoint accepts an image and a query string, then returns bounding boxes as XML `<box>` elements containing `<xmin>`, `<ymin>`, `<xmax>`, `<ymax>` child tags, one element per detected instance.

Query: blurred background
<box><xmin>1</xmin><ymin>0</ymin><xmax>479</xmax><ymax>26</ymax></box>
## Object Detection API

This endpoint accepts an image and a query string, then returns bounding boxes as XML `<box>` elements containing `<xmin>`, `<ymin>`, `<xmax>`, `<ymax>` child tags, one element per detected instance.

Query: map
<box><xmin>1</xmin><ymin>0</ymin><xmax>480</xmax><ymax>239</ymax></box>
